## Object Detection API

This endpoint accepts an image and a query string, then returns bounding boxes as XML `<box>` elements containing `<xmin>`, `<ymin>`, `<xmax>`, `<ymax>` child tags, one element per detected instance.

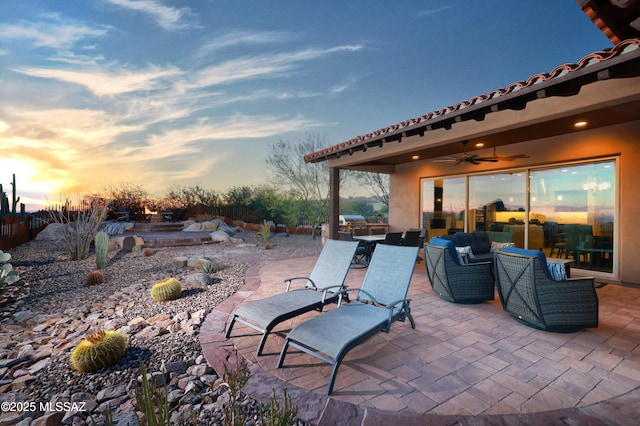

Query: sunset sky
<box><xmin>0</xmin><ymin>1</ymin><xmax>610</xmax><ymax>211</ymax></box>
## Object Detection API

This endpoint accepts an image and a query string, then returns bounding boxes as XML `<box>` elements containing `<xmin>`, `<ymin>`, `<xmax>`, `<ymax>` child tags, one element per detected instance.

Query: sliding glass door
<box><xmin>421</xmin><ymin>159</ymin><xmax>616</xmax><ymax>276</ymax></box>
<box><xmin>530</xmin><ymin>161</ymin><xmax>614</xmax><ymax>273</ymax></box>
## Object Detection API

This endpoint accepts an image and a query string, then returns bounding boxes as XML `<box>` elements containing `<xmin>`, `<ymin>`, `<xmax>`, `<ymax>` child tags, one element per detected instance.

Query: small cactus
<box><xmin>95</xmin><ymin>231</ymin><xmax>109</xmax><ymax>270</ymax></box>
<box><xmin>150</xmin><ymin>277</ymin><xmax>181</xmax><ymax>302</ymax></box>
<box><xmin>70</xmin><ymin>330</ymin><xmax>127</xmax><ymax>372</ymax></box>
<box><xmin>84</xmin><ymin>270</ymin><xmax>104</xmax><ymax>286</ymax></box>
<box><xmin>200</xmin><ymin>260</ymin><xmax>218</xmax><ymax>274</ymax></box>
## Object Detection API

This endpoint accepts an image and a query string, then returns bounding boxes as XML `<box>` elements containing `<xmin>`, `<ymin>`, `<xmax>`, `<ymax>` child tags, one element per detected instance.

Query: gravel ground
<box><xmin>0</xmin><ymin>229</ymin><xmax>322</xmax><ymax>425</ymax></box>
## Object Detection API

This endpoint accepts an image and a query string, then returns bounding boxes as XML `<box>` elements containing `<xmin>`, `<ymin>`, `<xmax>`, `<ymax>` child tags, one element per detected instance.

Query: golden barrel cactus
<box><xmin>150</xmin><ymin>277</ymin><xmax>182</xmax><ymax>302</ymax></box>
<box><xmin>70</xmin><ymin>330</ymin><xmax>127</xmax><ymax>372</ymax></box>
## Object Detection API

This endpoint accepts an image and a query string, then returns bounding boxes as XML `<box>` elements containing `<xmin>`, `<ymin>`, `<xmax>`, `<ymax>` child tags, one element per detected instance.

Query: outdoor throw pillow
<box><xmin>547</xmin><ymin>261</ymin><xmax>568</xmax><ymax>281</ymax></box>
<box><xmin>491</xmin><ymin>241</ymin><xmax>516</xmax><ymax>252</ymax></box>
<box><xmin>455</xmin><ymin>246</ymin><xmax>475</xmax><ymax>264</ymax></box>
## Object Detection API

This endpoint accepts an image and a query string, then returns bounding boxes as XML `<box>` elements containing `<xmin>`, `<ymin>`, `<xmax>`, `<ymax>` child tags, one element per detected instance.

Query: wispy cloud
<box><xmin>106</xmin><ymin>0</ymin><xmax>192</xmax><ymax>30</ymax></box>
<box><xmin>0</xmin><ymin>14</ymin><xmax>107</xmax><ymax>49</ymax></box>
<box><xmin>416</xmin><ymin>6</ymin><xmax>454</xmax><ymax>18</ymax></box>
<box><xmin>330</xmin><ymin>76</ymin><xmax>359</xmax><ymax>94</ymax></box>
<box><xmin>197</xmin><ymin>30</ymin><xmax>291</xmax><ymax>57</ymax></box>
<box><xmin>189</xmin><ymin>44</ymin><xmax>364</xmax><ymax>89</ymax></box>
<box><xmin>14</xmin><ymin>64</ymin><xmax>182</xmax><ymax>97</ymax></box>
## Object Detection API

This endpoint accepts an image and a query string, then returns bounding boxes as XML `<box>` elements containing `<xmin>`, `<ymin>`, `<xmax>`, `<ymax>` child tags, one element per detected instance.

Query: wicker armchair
<box><xmin>494</xmin><ymin>247</ymin><xmax>598</xmax><ymax>332</ymax></box>
<box><xmin>424</xmin><ymin>238</ymin><xmax>495</xmax><ymax>304</ymax></box>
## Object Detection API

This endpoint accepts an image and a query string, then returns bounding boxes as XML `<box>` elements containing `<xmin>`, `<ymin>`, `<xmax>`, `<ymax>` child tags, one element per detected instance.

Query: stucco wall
<box><xmin>390</xmin><ymin>120</ymin><xmax>640</xmax><ymax>284</ymax></box>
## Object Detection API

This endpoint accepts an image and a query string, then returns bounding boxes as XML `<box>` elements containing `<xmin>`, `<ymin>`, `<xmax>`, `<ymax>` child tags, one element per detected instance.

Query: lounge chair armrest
<box><xmin>384</xmin><ymin>298</ymin><xmax>411</xmax><ymax>331</ymax></box>
<box><xmin>282</xmin><ymin>276</ymin><xmax>316</xmax><ymax>292</ymax></box>
<box><xmin>319</xmin><ymin>284</ymin><xmax>348</xmax><ymax>304</ymax></box>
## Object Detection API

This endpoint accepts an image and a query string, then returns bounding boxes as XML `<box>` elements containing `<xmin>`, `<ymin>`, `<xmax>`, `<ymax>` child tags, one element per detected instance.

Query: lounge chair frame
<box><xmin>225</xmin><ymin>239</ymin><xmax>359</xmax><ymax>356</ymax></box>
<box><xmin>277</xmin><ymin>244</ymin><xmax>419</xmax><ymax>395</ymax></box>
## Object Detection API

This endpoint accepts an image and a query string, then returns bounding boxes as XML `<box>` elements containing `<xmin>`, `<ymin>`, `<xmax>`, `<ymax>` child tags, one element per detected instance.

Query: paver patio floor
<box><xmin>200</xmin><ymin>253</ymin><xmax>640</xmax><ymax>425</ymax></box>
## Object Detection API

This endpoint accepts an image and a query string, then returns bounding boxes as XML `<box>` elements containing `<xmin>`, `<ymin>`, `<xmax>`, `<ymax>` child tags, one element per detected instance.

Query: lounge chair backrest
<box><xmin>357</xmin><ymin>244</ymin><xmax>419</xmax><ymax>306</ymax></box>
<box><xmin>308</xmin><ymin>239</ymin><xmax>359</xmax><ymax>289</ymax></box>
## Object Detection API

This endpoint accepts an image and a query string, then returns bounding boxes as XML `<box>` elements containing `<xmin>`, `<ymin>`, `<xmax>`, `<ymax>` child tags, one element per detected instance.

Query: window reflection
<box><xmin>421</xmin><ymin>160</ymin><xmax>615</xmax><ymax>275</ymax></box>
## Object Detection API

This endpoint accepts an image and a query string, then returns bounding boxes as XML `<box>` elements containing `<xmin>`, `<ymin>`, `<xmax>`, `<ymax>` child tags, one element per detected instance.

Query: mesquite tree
<box><xmin>265</xmin><ymin>135</ymin><xmax>339</xmax><ymax>237</ymax></box>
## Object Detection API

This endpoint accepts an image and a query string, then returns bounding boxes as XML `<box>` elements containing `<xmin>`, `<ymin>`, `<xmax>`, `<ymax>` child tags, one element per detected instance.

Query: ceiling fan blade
<box><xmin>495</xmin><ymin>154</ymin><xmax>530</xmax><ymax>162</ymax></box>
<box><xmin>475</xmin><ymin>157</ymin><xmax>500</xmax><ymax>163</ymax></box>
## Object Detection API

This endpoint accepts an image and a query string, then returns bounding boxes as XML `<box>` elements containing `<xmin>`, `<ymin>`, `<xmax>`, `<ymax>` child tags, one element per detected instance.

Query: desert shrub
<box><xmin>49</xmin><ymin>201</ymin><xmax>107</xmax><ymax>261</ymax></box>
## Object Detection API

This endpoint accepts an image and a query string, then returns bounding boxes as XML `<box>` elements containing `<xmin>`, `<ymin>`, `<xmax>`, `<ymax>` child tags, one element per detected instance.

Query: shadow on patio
<box><xmin>200</xmin><ymin>253</ymin><xmax>640</xmax><ymax>425</ymax></box>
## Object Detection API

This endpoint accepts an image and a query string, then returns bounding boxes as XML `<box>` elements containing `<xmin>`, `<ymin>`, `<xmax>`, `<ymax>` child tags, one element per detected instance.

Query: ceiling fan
<box><xmin>432</xmin><ymin>141</ymin><xmax>529</xmax><ymax>165</ymax></box>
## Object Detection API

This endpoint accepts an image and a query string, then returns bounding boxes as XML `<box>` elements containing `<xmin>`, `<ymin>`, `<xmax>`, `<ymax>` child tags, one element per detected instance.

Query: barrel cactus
<box><xmin>94</xmin><ymin>231</ymin><xmax>109</xmax><ymax>270</ymax></box>
<box><xmin>70</xmin><ymin>330</ymin><xmax>127</xmax><ymax>372</ymax></box>
<box><xmin>150</xmin><ymin>277</ymin><xmax>182</xmax><ymax>302</ymax></box>
<box><xmin>84</xmin><ymin>270</ymin><xmax>104</xmax><ymax>286</ymax></box>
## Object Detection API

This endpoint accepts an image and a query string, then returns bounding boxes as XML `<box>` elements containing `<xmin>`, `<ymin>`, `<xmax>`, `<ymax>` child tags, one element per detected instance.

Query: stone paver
<box><xmin>200</xmin><ymin>254</ymin><xmax>640</xmax><ymax>425</ymax></box>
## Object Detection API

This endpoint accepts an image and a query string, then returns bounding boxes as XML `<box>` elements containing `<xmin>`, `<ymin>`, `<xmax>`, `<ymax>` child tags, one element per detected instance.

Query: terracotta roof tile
<box><xmin>304</xmin><ymin>38</ymin><xmax>640</xmax><ymax>163</ymax></box>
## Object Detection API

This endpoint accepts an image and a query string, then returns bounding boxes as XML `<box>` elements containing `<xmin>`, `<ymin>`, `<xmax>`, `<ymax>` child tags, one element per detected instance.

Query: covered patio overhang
<box><xmin>305</xmin><ymin>39</ymin><xmax>640</xmax><ymax>242</ymax></box>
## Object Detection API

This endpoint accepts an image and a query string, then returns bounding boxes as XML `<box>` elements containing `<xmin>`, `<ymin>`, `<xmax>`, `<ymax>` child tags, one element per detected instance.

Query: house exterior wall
<box><xmin>389</xmin><ymin>120</ymin><xmax>640</xmax><ymax>284</ymax></box>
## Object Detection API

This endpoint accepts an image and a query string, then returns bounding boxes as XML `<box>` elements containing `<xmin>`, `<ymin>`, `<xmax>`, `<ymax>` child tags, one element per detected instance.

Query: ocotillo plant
<box><xmin>94</xmin><ymin>231</ymin><xmax>109</xmax><ymax>269</ymax></box>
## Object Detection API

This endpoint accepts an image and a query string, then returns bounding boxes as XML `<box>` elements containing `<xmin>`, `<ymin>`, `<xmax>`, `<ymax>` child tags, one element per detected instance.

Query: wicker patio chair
<box><xmin>277</xmin><ymin>244</ymin><xmax>419</xmax><ymax>395</ymax></box>
<box><xmin>225</xmin><ymin>239</ymin><xmax>359</xmax><ymax>356</ymax></box>
<box><xmin>494</xmin><ymin>247</ymin><xmax>598</xmax><ymax>332</ymax></box>
<box><xmin>424</xmin><ymin>238</ymin><xmax>495</xmax><ymax>303</ymax></box>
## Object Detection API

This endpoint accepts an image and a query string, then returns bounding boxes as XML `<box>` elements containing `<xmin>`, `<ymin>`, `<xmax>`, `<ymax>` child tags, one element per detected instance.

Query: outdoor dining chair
<box><xmin>277</xmin><ymin>244</ymin><xmax>419</xmax><ymax>395</ymax></box>
<box><xmin>225</xmin><ymin>239</ymin><xmax>359</xmax><ymax>356</ymax></box>
<box><xmin>381</xmin><ymin>232</ymin><xmax>403</xmax><ymax>245</ymax></box>
<box><xmin>338</xmin><ymin>231</ymin><xmax>371</xmax><ymax>267</ymax></box>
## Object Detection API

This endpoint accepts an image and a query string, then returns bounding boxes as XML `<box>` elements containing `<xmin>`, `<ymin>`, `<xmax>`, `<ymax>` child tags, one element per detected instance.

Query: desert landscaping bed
<box><xmin>0</xmin><ymin>230</ymin><xmax>322</xmax><ymax>425</ymax></box>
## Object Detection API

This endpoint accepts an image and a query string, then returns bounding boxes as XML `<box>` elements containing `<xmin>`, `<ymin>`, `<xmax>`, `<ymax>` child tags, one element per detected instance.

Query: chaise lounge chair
<box><xmin>277</xmin><ymin>244</ymin><xmax>419</xmax><ymax>395</ymax></box>
<box><xmin>225</xmin><ymin>239</ymin><xmax>359</xmax><ymax>356</ymax></box>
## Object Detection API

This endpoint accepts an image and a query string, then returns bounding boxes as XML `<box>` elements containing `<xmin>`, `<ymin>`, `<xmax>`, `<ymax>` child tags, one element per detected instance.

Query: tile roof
<box><xmin>304</xmin><ymin>38</ymin><xmax>640</xmax><ymax>164</ymax></box>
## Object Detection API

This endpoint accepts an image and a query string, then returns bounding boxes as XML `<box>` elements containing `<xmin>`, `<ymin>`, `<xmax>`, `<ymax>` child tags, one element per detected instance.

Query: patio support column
<box><xmin>329</xmin><ymin>166</ymin><xmax>340</xmax><ymax>240</ymax></box>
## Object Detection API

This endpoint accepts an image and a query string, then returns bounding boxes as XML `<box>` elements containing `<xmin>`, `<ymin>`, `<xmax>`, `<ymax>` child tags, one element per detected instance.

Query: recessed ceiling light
<box><xmin>411</xmin><ymin>155</ymin><xmax>420</xmax><ymax>160</ymax></box>
<box><xmin>574</xmin><ymin>120</ymin><xmax>588</xmax><ymax>128</ymax></box>
<box><xmin>475</xmin><ymin>142</ymin><xmax>484</xmax><ymax>148</ymax></box>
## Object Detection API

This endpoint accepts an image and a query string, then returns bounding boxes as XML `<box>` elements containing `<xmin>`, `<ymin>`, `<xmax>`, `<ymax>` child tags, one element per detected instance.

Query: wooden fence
<box><xmin>0</xmin><ymin>214</ymin><xmax>50</xmax><ymax>251</ymax></box>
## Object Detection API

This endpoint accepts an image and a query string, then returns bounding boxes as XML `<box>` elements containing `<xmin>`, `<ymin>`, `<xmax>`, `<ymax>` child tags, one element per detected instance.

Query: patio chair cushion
<box><xmin>429</xmin><ymin>237</ymin><xmax>463</xmax><ymax>265</ymax></box>
<box><xmin>547</xmin><ymin>261</ymin><xmax>568</xmax><ymax>281</ymax></box>
<box><xmin>455</xmin><ymin>246</ymin><xmax>475</xmax><ymax>263</ymax></box>
<box><xmin>502</xmin><ymin>246</ymin><xmax>560</xmax><ymax>281</ymax></box>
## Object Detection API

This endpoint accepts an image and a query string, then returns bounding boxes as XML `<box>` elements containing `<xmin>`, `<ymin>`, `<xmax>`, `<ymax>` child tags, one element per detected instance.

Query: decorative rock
<box><xmin>32</xmin><ymin>411</ymin><xmax>64</xmax><ymax>426</ymax></box>
<box><xmin>127</xmin><ymin>317</ymin><xmax>148</xmax><ymax>331</ymax></box>
<box><xmin>12</xmin><ymin>310</ymin><xmax>35</xmax><ymax>323</ymax></box>
<box><xmin>184</xmin><ymin>273</ymin><xmax>211</xmax><ymax>287</ymax></box>
<box><xmin>0</xmin><ymin>412</ymin><xmax>24</xmax><ymax>426</ymax></box>
<box><xmin>103</xmin><ymin>318</ymin><xmax>127</xmax><ymax>330</ymax></box>
<box><xmin>115</xmin><ymin>236</ymin><xmax>144</xmax><ymax>251</ymax></box>
<box><xmin>28</xmin><ymin>358</ymin><xmax>51</xmax><ymax>375</ymax></box>
<box><xmin>183</xmin><ymin>223</ymin><xmax>205</xmax><ymax>232</ymax></box>
<box><xmin>12</xmin><ymin>374</ymin><xmax>36</xmax><ymax>390</ymax></box>
<box><xmin>210</xmin><ymin>230</ymin><xmax>231</xmax><ymax>243</ymax></box>
<box><xmin>143</xmin><ymin>371</ymin><xmax>167</xmax><ymax>388</ymax></box>
<box><xmin>167</xmin><ymin>388</ymin><xmax>184</xmax><ymax>404</ymax></box>
<box><xmin>96</xmin><ymin>384</ymin><xmax>127</xmax><ymax>403</ymax></box>
<box><xmin>110</xmin><ymin>411</ymin><xmax>138</xmax><ymax>426</ymax></box>
<box><xmin>161</xmin><ymin>361</ymin><xmax>187</xmax><ymax>375</ymax></box>
<box><xmin>172</xmin><ymin>256</ymin><xmax>188</xmax><ymax>268</ymax></box>
<box><xmin>188</xmin><ymin>364</ymin><xmax>214</xmax><ymax>377</ymax></box>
